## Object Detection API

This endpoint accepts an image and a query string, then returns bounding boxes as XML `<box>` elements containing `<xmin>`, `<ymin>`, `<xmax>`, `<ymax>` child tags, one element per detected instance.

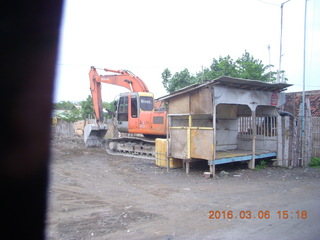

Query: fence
<box><xmin>312</xmin><ymin>117</ymin><xmax>320</xmax><ymax>158</ymax></box>
<box><xmin>291</xmin><ymin>117</ymin><xmax>312</xmax><ymax>167</ymax></box>
<box><xmin>238</xmin><ymin>116</ymin><xmax>277</xmax><ymax>139</ymax></box>
<box><xmin>290</xmin><ymin>98</ymin><xmax>319</xmax><ymax>166</ymax></box>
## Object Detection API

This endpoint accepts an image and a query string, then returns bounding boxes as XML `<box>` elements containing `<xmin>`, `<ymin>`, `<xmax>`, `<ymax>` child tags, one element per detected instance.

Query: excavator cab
<box><xmin>115</xmin><ymin>92</ymin><xmax>166</xmax><ymax>136</ymax></box>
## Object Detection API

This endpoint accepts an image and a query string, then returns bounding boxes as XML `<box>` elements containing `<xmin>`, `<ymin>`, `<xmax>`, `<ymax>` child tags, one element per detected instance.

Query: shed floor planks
<box><xmin>215</xmin><ymin>150</ymin><xmax>276</xmax><ymax>165</ymax></box>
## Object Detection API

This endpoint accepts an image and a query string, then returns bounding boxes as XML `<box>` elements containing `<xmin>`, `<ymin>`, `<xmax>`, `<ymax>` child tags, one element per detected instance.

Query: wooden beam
<box><xmin>248</xmin><ymin>110</ymin><xmax>256</xmax><ymax>169</ymax></box>
<box><xmin>166</xmin><ymin>114</ymin><xmax>172</xmax><ymax>172</ymax></box>
<box><xmin>211</xmin><ymin>89</ymin><xmax>216</xmax><ymax>178</ymax></box>
<box><xmin>186</xmin><ymin>161</ymin><xmax>190</xmax><ymax>175</ymax></box>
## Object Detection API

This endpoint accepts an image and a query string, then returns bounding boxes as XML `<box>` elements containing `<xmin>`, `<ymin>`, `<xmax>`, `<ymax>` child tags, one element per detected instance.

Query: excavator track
<box><xmin>106</xmin><ymin>137</ymin><xmax>157</xmax><ymax>159</ymax></box>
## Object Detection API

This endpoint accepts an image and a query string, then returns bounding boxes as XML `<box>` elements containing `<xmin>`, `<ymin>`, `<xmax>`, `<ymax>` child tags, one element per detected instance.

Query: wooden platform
<box><xmin>214</xmin><ymin>150</ymin><xmax>276</xmax><ymax>165</ymax></box>
<box><xmin>181</xmin><ymin>150</ymin><xmax>276</xmax><ymax>175</ymax></box>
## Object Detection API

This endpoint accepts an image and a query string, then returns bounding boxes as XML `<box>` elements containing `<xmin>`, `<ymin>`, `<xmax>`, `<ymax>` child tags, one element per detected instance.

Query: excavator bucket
<box><xmin>84</xmin><ymin>123</ymin><xmax>108</xmax><ymax>147</ymax></box>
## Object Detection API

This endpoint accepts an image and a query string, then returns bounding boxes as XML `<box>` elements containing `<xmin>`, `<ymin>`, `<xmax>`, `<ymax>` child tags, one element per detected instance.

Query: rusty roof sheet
<box><xmin>158</xmin><ymin>76</ymin><xmax>292</xmax><ymax>101</ymax></box>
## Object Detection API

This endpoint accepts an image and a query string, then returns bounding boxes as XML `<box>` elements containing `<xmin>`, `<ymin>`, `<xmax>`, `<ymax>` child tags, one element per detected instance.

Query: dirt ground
<box><xmin>46</xmin><ymin>135</ymin><xmax>320</xmax><ymax>240</ymax></box>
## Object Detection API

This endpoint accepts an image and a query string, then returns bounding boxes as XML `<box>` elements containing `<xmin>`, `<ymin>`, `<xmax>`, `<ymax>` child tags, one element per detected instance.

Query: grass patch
<box><xmin>255</xmin><ymin>160</ymin><xmax>267</xmax><ymax>170</ymax></box>
<box><xmin>309</xmin><ymin>157</ymin><xmax>320</xmax><ymax>169</ymax></box>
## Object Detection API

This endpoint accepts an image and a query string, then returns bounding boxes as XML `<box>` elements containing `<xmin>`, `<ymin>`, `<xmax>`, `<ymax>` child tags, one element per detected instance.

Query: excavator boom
<box><xmin>102</xmin><ymin>68</ymin><xmax>149</xmax><ymax>92</ymax></box>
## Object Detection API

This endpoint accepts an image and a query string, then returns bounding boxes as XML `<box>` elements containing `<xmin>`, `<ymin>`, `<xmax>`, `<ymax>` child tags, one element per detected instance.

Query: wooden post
<box><xmin>187</xmin><ymin>115</ymin><xmax>192</xmax><ymax>159</ymax></box>
<box><xmin>186</xmin><ymin>161</ymin><xmax>190</xmax><ymax>175</ymax></box>
<box><xmin>185</xmin><ymin>95</ymin><xmax>192</xmax><ymax>175</ymax></box>
<box><xmin>210</xmin><ymin>164</ymin><xmax>214</xmax><ymax>177</ymax></box>
<box><xmin>277</xmin><ymin>114</ymin><xmax>283</xmax><ymax>166</ymax></box>
<box><xmin>296</xmin><ymin>117</ymin><xmax>302</xmax><ymax>167</ymax></box>
<box><xmin>211</xmin><ymin>89</ymin><xmax>216</xmax><ymax>178</ymax></box>
<box><xmin>283</xmin><ymin>116</ymin><xmax>291</xmax><ymax>167</ymax></box>
<box><xmin>166</xmin><ymin>115</ymin><xmax>171</xmax><ymax>172</ymax></box>
<box><xmin>305</xmin><ymin>98</ymin><xmax>312</xmax><ymax>165</ymax></box>
<box><xmin>248</xmin><ymin>110</ymin><xmax>256</xmax><ymax>169</ymax></box>
<box><xmin>312</xmin><ymin>117</ymin><xmax>320</xmax><ymax>158</ymax></box>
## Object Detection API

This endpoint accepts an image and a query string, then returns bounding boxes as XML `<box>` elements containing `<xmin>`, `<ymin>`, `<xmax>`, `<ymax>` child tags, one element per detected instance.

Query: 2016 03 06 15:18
<box><xmin>208</xmin><ymin>210</ymin><xmax>308</xmax><ymax>220</ymax></box>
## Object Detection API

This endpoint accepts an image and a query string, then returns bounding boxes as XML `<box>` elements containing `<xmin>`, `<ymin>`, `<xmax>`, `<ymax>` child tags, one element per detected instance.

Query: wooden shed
<box><xmin>158</xmin><ymin>76</ymin><xmax>292</xmax><ymax>177</ymax></box>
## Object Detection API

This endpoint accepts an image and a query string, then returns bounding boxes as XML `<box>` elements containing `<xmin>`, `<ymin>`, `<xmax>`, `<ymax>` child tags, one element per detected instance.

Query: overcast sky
<box><xmin>53</xmin><ymin>0</ymin><xmax>320</xmax><ymax>103</ymax></box>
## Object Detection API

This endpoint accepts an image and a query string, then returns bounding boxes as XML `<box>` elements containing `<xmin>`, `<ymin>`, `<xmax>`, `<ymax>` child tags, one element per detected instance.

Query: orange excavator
<box><xmin>84</xmin><ymin>66</ymin><xmax>167</xmax><ymax>157</ymax></box>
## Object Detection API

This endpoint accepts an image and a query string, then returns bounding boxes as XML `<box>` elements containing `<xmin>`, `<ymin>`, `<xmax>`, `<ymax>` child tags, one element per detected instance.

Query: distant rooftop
<box><xmin>283</xmin><ymin>90</ymin><xmax>320</xmax><ymax>117</ymax></box>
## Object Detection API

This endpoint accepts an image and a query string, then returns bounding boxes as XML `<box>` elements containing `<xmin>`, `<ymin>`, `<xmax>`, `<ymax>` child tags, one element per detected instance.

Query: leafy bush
<box><xmin>255</xmin><ymin>160</ymin><xmax>267</xmax><ymax>170</ymax></box>
<box><xmin>54</xmin><ymin>95</ymin><xmax>116</xmax><ymax>122</ymax></box>
<box><xmin>79</xmin><ymin>95</ymin><xmax>94</xmax><ymax>119</ymax></box>
<box><xmin>58</xmin><ymin>108</ymin><xmax>82</xmax><ymax>122</ymax></box>
<box><xmin>54</xmin><ymin>100</ymin><xmax>77</xmax><ymax>110</ymax></box>
<box><xmin>308</xmin><ymin>157</ymin><xmax>320</xmax><ymax>167</ymax></box>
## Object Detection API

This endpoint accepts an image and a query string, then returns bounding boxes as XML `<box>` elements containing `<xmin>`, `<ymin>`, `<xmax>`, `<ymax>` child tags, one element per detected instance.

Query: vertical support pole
<box><xmin>185</xmin><ymin>115</ymin><xmax>192</xmax><ymax>175</ymax></box>
<box><xmin>166</xmin><ymin>114</ymin><xmax>171</xmax><ymax>172</ymax></box>
<box><xmin>186</xmin><ymin>161</ymin><xmax>190</xmax><ymax>175</ymax></box>
<box><xmin>187</xmin><ymin>115</ymin><xmax>192</xmax><ymax>159</ymax></box>
<box><xmin>301</xmin><ymin>0</ymin><xmax>307</xmax><ymax>166</ymax></box>
<box><xmin>248</xmin><ymin>110</ymin><xmax>256</xmax><ymax>169</ymax></box>
<box><xmin>278</xmin><ymin>3</ymin><xmax>284</xmax><ymax>82</ymax></box>
<box><xmin>211</xmin><ymin>91</ymin><xmax>216</xmax><ymax>177</ymax></box>
<box><xmin>305</xmin><ymin>98</ymin><xmax>312</xmax><ymax>165</ymax></box>
<box><xmin>266</xmin><ymin>116</ymin><xmax>269</xmax><ymax>137</ymax></box>
<box><xmin>277</xmin><ymin>114</ymin><xmax>283</xmax><ymax>167</ymax></box>
<box><xmin>186</xmin><ymin>94</ymin><xmax>192</xmax><ymax>175</ymax></box>
<box><xmin>283</xmin><ymin>116</ymin><xmax>290</xmax><ymax>167</ymax></box>
<box><xmin>210</xmin><ymin>165</ymin><xmax>214</xmax><ymax>177</ymax></box>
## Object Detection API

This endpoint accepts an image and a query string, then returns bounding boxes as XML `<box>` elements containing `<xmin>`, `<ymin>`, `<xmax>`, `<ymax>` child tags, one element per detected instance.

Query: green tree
<box><xmin>102</xmin><ymin>100</ymin><xmax>116</xmax><ymax>118</ymax></box>
<box><xmin>161</xmin><ymin>68</ymin><xmax>197</xmax><ymax>93</ymax></box>
<box><xmin>199</xmin><ymin>55</ymin><xmax>238</xmax><ymax>80</ymax></box>
<box><xmin>59</xmin><ymin>95</ymin><xmax>118</xmax><ymax>122</ymax></box>
<box><xmin>80</xmin><ymin>95</ymin><xmax>94</xmax><ymax>119</ymax></box>
<box><xmin>236</xmin><ymin>50</ymin><xmax>275</xmax><ymax>82</ymax></box>
<box><xmin>58</xmin><ymin>108</ymin><xmax>82</xmax><ymax>122</ymax></box>
<box><xmin>162</xmin><ymin>50</ymin><xmax>280</xmax><ymax>93</ymax></box>
<box><xmin>54</xmin><ymin>101</ymin><xmax>76</xmax><ymax>110</ymax></box>
<box><xmin>161</xmin><ymin>68</ymin><xmax>172</xmax><ymax>93</ymax></box>
<box><xmin>54</xmin><ymin>100</ymin><xmax>82</xmax><ymax>122</ymax></box>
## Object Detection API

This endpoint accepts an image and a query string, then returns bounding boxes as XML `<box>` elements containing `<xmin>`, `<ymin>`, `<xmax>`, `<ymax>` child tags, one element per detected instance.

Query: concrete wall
<box><xmin>51</xmin><ymin>119</ymin><xmax>80</xmax><ymax>136</ymax></box>
<box><xmin>52</xmin><ymin>118</ymin><xmax>118</xmax><ymax>138</ymax></box>
<box><xmin>238</xmin><ymin>137</ymin><xmax>277</xmax><ymax>151</ymax></box>
<box><xmin>52</xmin><ymin>119</ymin><xmax>85</xmax><ymax>136</ymax></box>
<box><xmin>216</xmin><ymin>119</ymin><xmax>238</xmax><ymax>151</ymax></box>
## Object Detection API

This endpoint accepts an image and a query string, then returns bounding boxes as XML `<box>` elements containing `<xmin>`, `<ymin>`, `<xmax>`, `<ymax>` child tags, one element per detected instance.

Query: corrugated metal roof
<box><xmin>157</xmin><ymin>76</ymin><xmax>292</xmax><ymax>101</ymax></box>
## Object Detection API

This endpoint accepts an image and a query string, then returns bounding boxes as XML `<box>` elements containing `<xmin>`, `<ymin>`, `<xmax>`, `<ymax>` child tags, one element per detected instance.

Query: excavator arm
<box><xmin>85</xmin><ymin>66</ymin><xmax>153</xmax><ymax>147</ymax></box>
<box><xmin>89</xmin><ymin>66</ymin><xmax>149</xmax><ymax>124</ymax></box>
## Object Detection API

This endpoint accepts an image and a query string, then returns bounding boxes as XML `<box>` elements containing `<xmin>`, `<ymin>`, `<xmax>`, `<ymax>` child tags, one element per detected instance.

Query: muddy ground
<box><xmin>46</xmin><ymin>135</ymin><xmax>320</xmax><ymax>240</ymax></box>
